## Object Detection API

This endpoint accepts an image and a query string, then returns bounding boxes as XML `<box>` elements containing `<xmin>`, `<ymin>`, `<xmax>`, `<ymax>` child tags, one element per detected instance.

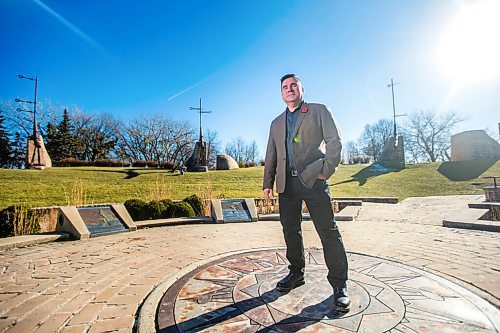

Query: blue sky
<box><xmin>1</xmin><ymin>0</ymin><xmax>499</xmax><ymax>158</ymax></box>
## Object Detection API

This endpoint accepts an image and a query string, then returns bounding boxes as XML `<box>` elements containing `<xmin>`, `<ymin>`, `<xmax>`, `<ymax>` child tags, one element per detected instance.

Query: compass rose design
<box><xmin>157</xmin><ymin>249</ymin><xmax>500</xmax><ymax>332</ymax></box>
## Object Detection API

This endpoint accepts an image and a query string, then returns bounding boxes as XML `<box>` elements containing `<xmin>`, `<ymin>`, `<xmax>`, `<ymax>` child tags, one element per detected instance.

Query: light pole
<box><xmin>16</xmin><ymin>74</ymin><xmax>43</xmax><ymax>167</ymax></box>
<box><xmin>16</xmin><ymin>74</ymin><xmax>39</xmax><ymax>145</ymax></box>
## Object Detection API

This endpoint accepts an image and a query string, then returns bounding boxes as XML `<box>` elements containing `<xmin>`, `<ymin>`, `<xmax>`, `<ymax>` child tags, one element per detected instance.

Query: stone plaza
<box><xmin>0</xmin><ymin>195</ymin><xmax>499</xmax><ymax>332</ymax></box>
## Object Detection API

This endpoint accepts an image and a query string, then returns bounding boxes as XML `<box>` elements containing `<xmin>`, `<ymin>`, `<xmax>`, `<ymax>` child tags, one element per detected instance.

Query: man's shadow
<box><xmin>159</xmin><ymin>289</ymin><xmax>346</xmax><ymax>332</ymax></box>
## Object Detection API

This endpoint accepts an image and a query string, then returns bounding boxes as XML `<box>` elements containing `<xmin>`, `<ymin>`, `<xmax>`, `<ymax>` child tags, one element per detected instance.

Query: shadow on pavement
<box><xmin>159</xmin><ymin>290</ymin><xmax>345</xmax><ymax>332</ymax></box>
<box><xmin>437</xmin><ymin>159</ymin><xmax>498</xmax><ymax>181</ymax></box>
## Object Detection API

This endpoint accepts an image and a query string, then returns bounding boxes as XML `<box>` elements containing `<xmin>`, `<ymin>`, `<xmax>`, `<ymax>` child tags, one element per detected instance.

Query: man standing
<box><xmin>263</xmin><ymin>74</ymin><xmax>350</xmax><ymax>313</ymax></box>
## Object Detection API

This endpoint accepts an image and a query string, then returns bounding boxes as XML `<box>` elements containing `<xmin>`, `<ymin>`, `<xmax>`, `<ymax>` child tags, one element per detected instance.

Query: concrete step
<box><xmin>333</xmin><ymin>199</ymin><xmax>363</xmax><ymax>206</ymax></box>
<box><xmin>334</xmin><ymin>197</ymin><xmax>398</xmax><ymax>204</ymax></box>
<box><xmin>335</xmin><ymin>206</ymin><xmax>361</xmax><ymax>222</ymax></box>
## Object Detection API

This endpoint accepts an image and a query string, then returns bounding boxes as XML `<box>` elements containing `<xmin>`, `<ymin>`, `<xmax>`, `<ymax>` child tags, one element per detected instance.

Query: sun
<box><xmin>437</xmin><ymin>0</ymin><xmax>500</xmax><ymax>83</ymax></box>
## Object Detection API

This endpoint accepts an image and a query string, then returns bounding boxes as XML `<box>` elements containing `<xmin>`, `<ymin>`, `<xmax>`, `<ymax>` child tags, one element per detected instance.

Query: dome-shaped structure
<box><xmin>216</xmin><ymin>155</ymin><xmax>239</xmax><ymax>170</ymax></box>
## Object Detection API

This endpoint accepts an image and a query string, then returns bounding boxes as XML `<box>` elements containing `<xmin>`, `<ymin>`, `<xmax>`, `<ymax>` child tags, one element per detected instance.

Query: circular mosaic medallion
<box><xmin>156</xmin><ymin>249</ymin><xmax>500</xmax><ymax>332</ymax></box>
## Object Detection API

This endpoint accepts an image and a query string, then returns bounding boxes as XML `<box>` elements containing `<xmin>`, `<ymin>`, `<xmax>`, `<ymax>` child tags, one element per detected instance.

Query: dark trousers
<box><xmin>279</xmin><ymin>175</ymin><xmax>348</xmax><ymax>288</ymax></box>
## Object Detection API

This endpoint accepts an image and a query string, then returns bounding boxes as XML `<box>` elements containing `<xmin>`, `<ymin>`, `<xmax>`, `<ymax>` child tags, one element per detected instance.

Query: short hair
<box><xmin>280</xmin><ymin>73</ymin><xmax>301</xmax><ymax>84</ymax></box>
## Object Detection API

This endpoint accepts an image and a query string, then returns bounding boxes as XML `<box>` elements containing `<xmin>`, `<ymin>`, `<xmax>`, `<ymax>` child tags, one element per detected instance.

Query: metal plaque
<box><xmin>220</xmin><ymin>199</ymin><xmax>252</xmax><ymax>222</ymax></box>
<box><xmin>77</xmin><ymin>206</ymin><xmax>128</xmax><ymax>237</ymax></box>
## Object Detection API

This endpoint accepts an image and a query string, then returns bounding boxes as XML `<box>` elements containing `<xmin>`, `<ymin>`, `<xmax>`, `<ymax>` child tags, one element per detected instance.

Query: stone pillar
<box><xmin>185</xmin><ymin>141</ymin><xmax>208</xmax><ymax>172</ymax></box>
<box><xmin>26</xmin><ymin>134</ymin><xmax>52</xmax><ymax>169</ymax></box>
<box><xmin>378</xmin><ymin>135</ymin><xmax>405</xmax><ymax>169</ymax></box>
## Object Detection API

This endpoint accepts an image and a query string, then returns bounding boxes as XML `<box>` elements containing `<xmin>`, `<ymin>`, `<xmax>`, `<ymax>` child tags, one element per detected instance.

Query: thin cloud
<box><xmin>168</xmin><ymin>78</ymin><xmax>210</xmax><ymax>101</ymax></box>
<box><xmin>33</xmin><ymin>0</ymin><xmax>115</xmax><ymax>63</ymax></box>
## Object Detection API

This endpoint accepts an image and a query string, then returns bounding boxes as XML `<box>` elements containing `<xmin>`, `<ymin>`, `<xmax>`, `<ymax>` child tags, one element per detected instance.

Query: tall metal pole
<box><xmin>387</xmin><ymin>78</ymin><xmax>399</xmax><ymax>139</ymax></box>
<box><xmin>33</xmin><ymin>77</ymin><xmax>38</xmax><ymax>141</ymax></box>
<box><xmin>189</xmin><ymin>97</ymin><xmax>212</xmax><ymax>143</ymax></box>
<box><xmin>199</xmin><ymin>98</ymin><xmax>202</xmax><ymax>142</ymax></box>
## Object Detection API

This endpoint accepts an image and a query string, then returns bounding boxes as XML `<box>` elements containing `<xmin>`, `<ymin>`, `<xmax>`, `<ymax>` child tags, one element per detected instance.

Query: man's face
<box><xmin>281</xmin><ymin>77</ymin><xmax>304</xmax><ymax>105</ymax></box>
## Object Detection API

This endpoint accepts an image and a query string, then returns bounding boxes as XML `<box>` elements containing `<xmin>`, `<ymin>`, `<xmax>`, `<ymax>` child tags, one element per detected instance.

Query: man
<box><xmin>263</xmin><ymin>74</ymin><xmax>350</xmax><ymax>313</ymax></box>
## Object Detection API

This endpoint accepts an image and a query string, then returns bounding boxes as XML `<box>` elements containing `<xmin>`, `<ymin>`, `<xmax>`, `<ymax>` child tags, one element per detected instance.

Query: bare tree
<box><xmin>245</xmin><ymin>140</ymin><xmax>259</xmax><ymax>165</ymax></box>
<box><xmin>225</xmin><ymin>137</ymin><xmax>259</xmax><ymax>166</ymax></box>
<box><xmin>0</xmin><ymin>99</ymin><xmax>65</xmax><ymax>138</ymax></box>
<box><xmin>117</xmin><ymin>114</ymin><xmax>195</xmax><ymax>165</ymax></box>
<box><xmin>72</xmin><ymin>111</ymin><xmax>122</xmax><ymax>161</ymax></box>
<box><xmin>205</xmin><ymin>129</ymin><xmax>221</xmax><ymax>169</ymax></box>
<box><xmin>358</xmin><ymin>119</ymin><xmax>393</xmax><ymax>161</ymax></box>
<box><xmin>343</xmin><ymin>140</ymin><xmax>359</xmax><ymax>164</ymax></box>
<box><xmin>225</xmin><ymin>137</ymin><xmax>246</xmax><ymax>166</ymax></box>
<box><xmin>403</xmin><ymin>110</ymin><xmax>463</xmax><ymax>162</ymax></box>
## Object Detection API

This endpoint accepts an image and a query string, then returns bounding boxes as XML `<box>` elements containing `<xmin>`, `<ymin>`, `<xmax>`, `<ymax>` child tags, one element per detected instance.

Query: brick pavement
<box><xmin>0</xmin><ymin>195</ymin><xmax>498</xmax><ymax>332</ymax></box>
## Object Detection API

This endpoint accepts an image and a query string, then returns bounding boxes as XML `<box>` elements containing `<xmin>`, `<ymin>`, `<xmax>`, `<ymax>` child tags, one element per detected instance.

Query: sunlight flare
<box><xmin>437</xmin><ymin>0</ymin><xmax>500</xmax><ymax>83</ymax></box>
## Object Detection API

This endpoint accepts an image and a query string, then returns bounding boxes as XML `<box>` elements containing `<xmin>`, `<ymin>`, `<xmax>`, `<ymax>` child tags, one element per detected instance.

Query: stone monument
<box><xmin>27</xmin><ymin>133</ymin><xmax>52</xmax><ymax>169</ymax></box>
<box><xmin>185</xmin><ymin>139</ymin><xmax>209</xmax><ymax>172</ymax></box>
<box><xmin>378</xmin><ymin>135</ymin><xmax>405</xmax><ymax>169</ymax></box>
<box><xmin>186</xmin><ymin>98</ymin><xmax>211</xmax><ymax>172</ymax></box>
<box><xmin>16</xmin><ymin>74</ymin><xmax>52</xmax><ymax>169</ymax></box>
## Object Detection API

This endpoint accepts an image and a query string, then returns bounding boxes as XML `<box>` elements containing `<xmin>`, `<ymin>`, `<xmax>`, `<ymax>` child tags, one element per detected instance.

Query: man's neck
<box><xmin>286</xmin><ymin>100</ymin><xmax>303</xmax><ymax>112</ymax></box>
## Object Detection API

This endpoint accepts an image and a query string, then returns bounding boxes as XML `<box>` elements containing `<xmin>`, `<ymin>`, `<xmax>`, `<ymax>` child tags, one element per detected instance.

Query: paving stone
<box><xmin>93</xmin><ymin>286</ymin><xmax>119</xmax><ymax>303</ymax></box>
<box><xmin>3</xmin><ymin>294</ymin><xmax>51</xmax><ymax>317</ymax></box>
<box><xmin>12</xmin><ymin>312</ymin><xmax>68</xmax><ymax>333</ymax></box>
<box><xmin>6</xmin><ymin>296</ymin><xmax>63</xmax><ymax>332</ymax></box>
<box><xmin>3</xmin><ymin>284</ymin><xmax>37</xmax><ymax>293</ymax></box>
<box><xmin>108</xmin><ymin>294</ymin><xmax>145</xmax><ymax>305</ymax></box>
<box><xmin>0</xmin><ymin>293</ymin><xmax>36</xmax><ymax>316</ymax></box>
<box><xmin>118</xmin><ymin>284</ymin><xmax>153</xmax><ymax>296</ymax></box>
<box><xmin>57</xmin><ymin>292</ymin><xmax>95</xmax><ymax>314</ymax></box>
<box><xmin>87</xmin><ymin>315</ymin><xmax>135</xmax><ymax>333</ymax></box>
<box><xmin>68</xmin><ymin>303</ymin><xmax>104</xmax><ymax>325</ymax></box>
<box><xmin>0</xmin><ymin>318</ymin><xmax>15</xmax><ymax>332</ymax></box>
<box><xmin>98</xmin><ymin>304</ymin><xmax>137</xmax><ymax>320</ymax></box>
<box><xmin>59</xmin><ymin>324</ymin><xmax>88</xmax><ymax>333</ymax></box>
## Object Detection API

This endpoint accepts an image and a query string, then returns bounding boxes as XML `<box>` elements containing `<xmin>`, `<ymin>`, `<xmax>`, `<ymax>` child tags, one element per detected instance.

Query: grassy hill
<box><xmin>0</xmin><ymin>159</ymin><xmax>498</xmax><ymax>209</ymax></box>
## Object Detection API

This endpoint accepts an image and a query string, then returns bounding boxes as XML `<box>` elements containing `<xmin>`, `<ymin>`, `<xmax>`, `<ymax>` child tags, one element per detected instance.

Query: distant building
<box><xmin>451</xmin><ymin>130</ymin><xmax>500</xmax><ymax>161</ymax></box>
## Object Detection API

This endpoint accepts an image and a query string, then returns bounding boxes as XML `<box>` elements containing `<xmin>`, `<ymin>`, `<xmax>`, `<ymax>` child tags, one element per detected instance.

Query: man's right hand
<box><xmin>263</xmin><ymin>188</ymin><xmax>274</xmax><ymax>202</ymax></box>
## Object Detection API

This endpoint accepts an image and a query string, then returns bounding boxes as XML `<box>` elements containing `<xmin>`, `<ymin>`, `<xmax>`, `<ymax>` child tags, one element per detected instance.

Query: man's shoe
<box><xmin>276</xmin><ymin>271</ymin><xmax>305</xmax><ymax>292</ymax></box>
<box><xmin>333</xmin><ymin>286</ymin><xmax>351</xmax><ymax>313</ymax></box>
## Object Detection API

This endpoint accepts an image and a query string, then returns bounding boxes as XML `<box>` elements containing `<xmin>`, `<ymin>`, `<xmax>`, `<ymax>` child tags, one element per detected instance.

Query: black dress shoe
<box><xmin>333</xmin><ymin>286</ymin><xmax>351</xmax><ymax>313</ymax></box>
<box><xmin>276</xmin><ymin>271</ymin><xmax>305</xmax><ymax>292</ymax></box>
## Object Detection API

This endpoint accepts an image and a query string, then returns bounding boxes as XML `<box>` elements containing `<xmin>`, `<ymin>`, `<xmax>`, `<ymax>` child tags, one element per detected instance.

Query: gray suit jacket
<box><xmin>263</xmin><ymin>101</ymin><xmax>342</xmax><ymax>193</ymax></box>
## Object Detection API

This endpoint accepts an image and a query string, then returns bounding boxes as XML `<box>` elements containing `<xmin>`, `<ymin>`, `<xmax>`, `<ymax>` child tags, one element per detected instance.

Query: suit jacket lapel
<box><xmin>293</xmin><ymin>101</ymin><xmax>308</xmax><ymax>138</ymax></box>
<box><xmin>276</xmin><ymin>111</ymin><xmax>286</xmax><ymax>145</ymax></box>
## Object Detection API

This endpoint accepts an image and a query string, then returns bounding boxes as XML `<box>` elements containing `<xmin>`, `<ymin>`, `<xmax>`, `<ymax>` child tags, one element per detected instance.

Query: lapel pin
<box><xmin>301</xmin><ymin>107</ymin><xmax>308</xmax><ymax>113</ymax></box>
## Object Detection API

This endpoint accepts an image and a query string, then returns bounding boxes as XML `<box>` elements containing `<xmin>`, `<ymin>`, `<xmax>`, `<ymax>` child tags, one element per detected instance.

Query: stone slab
<box><xmin>443</xmin><ymin>219</ymin><xmax>500</xmax><ymax>232</ymax></box>
<box><xmin>135</xmin><ymin>216</ymin><xmax>214</xmax><ymax>228</ymax></box>
<box><xmin>0</xmin><ymin>233</ymin><xmax>69</xmax><ymax>251</ymax></box>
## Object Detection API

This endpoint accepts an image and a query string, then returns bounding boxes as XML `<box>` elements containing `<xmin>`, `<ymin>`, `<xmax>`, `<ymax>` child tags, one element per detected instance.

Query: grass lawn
<box><xmin>0</xmin><ymin>159</ymin><xmax>498</xmax><ymax>209</ymax></box>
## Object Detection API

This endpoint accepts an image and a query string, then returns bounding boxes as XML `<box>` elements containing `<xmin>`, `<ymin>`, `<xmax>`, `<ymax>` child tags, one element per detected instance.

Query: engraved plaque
<box><xmin>77</xmin><ymin>206</ymin><xmax>128</xmax><ymax>237</ymax></box>
<box><xmin>220</xmin><ymin>199</ymin><xmax>252</xmax><ymax>222</ymax></box>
